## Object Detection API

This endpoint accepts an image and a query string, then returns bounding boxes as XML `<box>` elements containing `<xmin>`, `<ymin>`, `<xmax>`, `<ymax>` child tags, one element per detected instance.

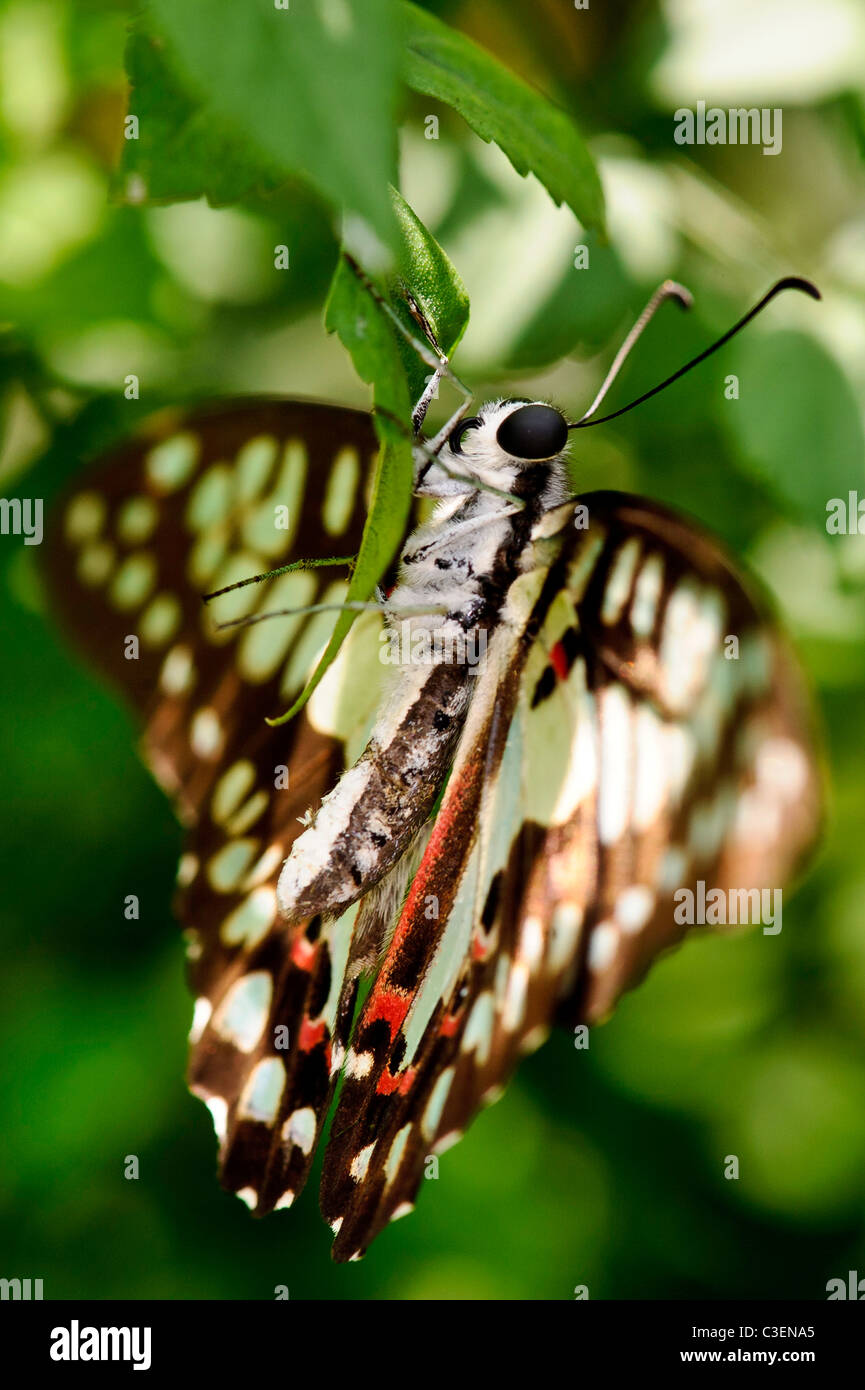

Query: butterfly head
<box><xmin>416</xmin><ymin>399</ymin><xmax>570</xmax><ymax>506</ymax></box>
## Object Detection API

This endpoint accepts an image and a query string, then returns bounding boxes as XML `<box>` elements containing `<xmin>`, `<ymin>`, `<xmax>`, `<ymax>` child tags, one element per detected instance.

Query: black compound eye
<box><xmin>448</xmin><ymin>416</ymin><xmax>482</xmax><ymax>455</ymax></box>
<box><xmin>496</xmin><ymin>403</ymin><xmax>568</xmax><ymax>460</ymax></box>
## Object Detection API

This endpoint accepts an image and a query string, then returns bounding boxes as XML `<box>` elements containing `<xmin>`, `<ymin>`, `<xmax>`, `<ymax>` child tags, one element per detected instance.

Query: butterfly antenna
<box><xmin>203</xmin><ymin>555</ymin><xmax>355</xmax><ymax>603</ymax></box>
<box><xmin>577</xmin><ymin>280</ymin><xmax>694</xmax><ymax>425</ymax></box>
<box><xmin>569</xmin><ymin>276</ymin><xmax>821</xmax><ymax>430</ymax></box>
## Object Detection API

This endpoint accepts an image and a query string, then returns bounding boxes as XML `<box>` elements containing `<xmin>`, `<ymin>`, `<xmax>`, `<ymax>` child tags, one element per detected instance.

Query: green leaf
<box><xmin>400</xmin><ymin>1</ymin><xmax>604</xmax><ymax>233</ymax></box>
<box><xmin>270</xmin><ymin>255</ymin><xmax>413</xmax><ymax>725</ymax></box>
<box><xmin>140</xmin><ymin>0</ymin><xmax>399</xmax><ymax>247</ymax></box>
<box><xmin>721</xmin><ymin>330</ymin><xmax>865</xmax><ymax>526</ymax></box>
<box><xmin>326</xmin><ymin>250</ymin><xmax>413</xmax><ymax>426</ymax></box>
<box><xmin>117</xmin><ymin>31</ymin><xmax>288</xmax><ymax>205</ymax></box>
<box><xmin>389</xmin><ymin>184</ymin><xmax>469</xmax><ymax>397</ymax></box>
<box><xmin>273</xmin><ymin>189</ymin><xmax>470</xmax><ymax>723</ymax></box>
<box><xmin>391</xmin><ymin>186</ymin><xmax>470</xmax><ymax>356</ymax></box>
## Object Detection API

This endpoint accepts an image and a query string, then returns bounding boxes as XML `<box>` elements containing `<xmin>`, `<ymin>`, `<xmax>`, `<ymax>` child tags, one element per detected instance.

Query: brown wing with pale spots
<box><xmin>46</xmin><ymin>400</ymin><xmax>377</xmax><ymax>796</ymax></box>
<box><xmin>45</xmin><ymin>400</ymin><xmax>391</xmax><ymax>1214</ymax></box>
<box><xmin>318</xmin><ymin>494</ymin><xmax>821</xmax><ymax>1260</ymax></box>
<box><xmin>556</xmin><ymin>492</ymin><xmax>821</xmax><ymax>1024</ymax></box>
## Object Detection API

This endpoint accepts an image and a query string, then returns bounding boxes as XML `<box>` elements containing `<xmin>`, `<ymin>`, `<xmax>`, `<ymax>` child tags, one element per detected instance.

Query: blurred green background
<box><xmin>2</xmin><ymin>0</ymin><xmax>865</xmax><ymax>1300</ymax></box>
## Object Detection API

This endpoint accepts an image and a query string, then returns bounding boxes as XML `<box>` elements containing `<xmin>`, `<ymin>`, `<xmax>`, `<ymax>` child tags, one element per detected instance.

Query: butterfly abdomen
<box><xmin>276</xmin><ymin>658</ymin><xmax>473</xmax><ymax>922</ymax></box>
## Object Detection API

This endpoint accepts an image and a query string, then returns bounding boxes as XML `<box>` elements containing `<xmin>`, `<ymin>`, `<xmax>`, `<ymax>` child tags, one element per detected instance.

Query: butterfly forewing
<box><xmin>45</xmin><ymin>400</ymin><xmax>391</xmax><ymax>1213</ymax></box>
<box><xmin>45</xmin><ymin>402</ymin><xmax>820</xmax><ymax>1262</ymax></box>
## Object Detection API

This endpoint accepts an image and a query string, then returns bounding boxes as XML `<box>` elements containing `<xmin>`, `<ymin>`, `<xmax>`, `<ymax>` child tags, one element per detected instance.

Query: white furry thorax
<box><xmin>392</xmin><ymin>399</ymin><xmax>572</xmax><ymax>636</ymax></box>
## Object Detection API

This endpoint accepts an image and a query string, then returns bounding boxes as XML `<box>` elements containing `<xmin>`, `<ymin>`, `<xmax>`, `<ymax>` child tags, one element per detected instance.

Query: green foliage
<box><xmin>119</xmin><ymin>30</ymin><xmax>287</xmax><ymax>205</ymax></box>
<box><xmin>123</xmin><ymin>0</ymin><xmax>603</xmax><ymax>240</ymax></box>
<box><xmin>399</xmin><ymin>1</ymin><xmax>605</xmax><ymax>232</ymax></box>
<box><xmin>724</xmin><ymin>331</ymin><xmax>865</xmax><ymax>525</ymax></box>
<box><xmin>142</xmin><ymin>0</ymin><xmax>400</xmax><ymax>244</ymax></box>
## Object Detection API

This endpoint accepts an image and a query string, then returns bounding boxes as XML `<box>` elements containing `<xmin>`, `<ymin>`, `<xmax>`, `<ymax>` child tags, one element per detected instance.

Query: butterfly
<box><xmin>44</xmin><ymin>278</ymin><xmax>822</xmax><ymax>1262</ymax></box>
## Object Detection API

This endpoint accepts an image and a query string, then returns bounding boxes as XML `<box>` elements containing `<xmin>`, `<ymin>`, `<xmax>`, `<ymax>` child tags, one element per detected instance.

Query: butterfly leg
<box><xmin>411</xmin><ymin>362</ymin><xmax>452</xmax><ymax>435</ymax></box>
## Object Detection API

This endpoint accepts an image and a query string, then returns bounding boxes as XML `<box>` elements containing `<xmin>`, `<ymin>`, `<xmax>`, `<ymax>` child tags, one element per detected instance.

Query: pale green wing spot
<box><xmin>322</xmin><ymin>447</ymin><xmax>361</xmax><ymax>537</ymax></box>
<box><xmin>116</xmin><ymin>495</ymin><xmax>159</xmax><ymax>545</ymax></box>
<box><xmin>189</xmin><ymin>532</ymin><xmax>229</xmax><ymax>588</ymax></box>
<box><xmin>207</xmin><ymin>838</ymin><xmax>261</xmax><ymax>892</ymax></box>
<box><xmin>279</xmin><ymin>579</ymin><xmax>348</xmax><ymax>701</ymax></box>
<box><xmin>740</xmin><ymin>630</ymin><xmax>773</xmax><ymax>695</ymax></box>
<box><xmin>240</xmin><ymin>501</ymin><xmax>294</xmax><ymax>557</ymax></box>
<box><xmin>160</xmin><ymin>643</ymin><xmax>196</xmax><ymax>696</ymax></box>
<box><xmin>422</xmin><ymin>1066</ymin><xmax>456</xmax><ymax>1139</ymax></box>
<box><xmin>240</xmin><ymin>439</ymin><xmax>307</xmax><ymax>555</ymax></box>
<box><xmin>658</xmin><ymin>577</ymin><xmax>703</xmax><ymax>707</ymax></box>
<box><xmin>145</xmin><ymin>433</ymin><xmax>200</xmax><ymax>493</ymax></box>
<box><xmin>711</xmin><ymin>646</ymin><xmax>738</xmax><ymax>712</ymax></box>
<box><xmin>461</xmin><ymin>993</ymin><xmax>495</xmax><ymax>1065</ymax></box>
<box><xmin>521</xmin><ymin>589</ymin><xmax>598</xmax><ymax>828</ymax></box>
<box><xmin>631</xmin><ymin>553</ymin><xmax>664</xmax><ymax>638</ymax></box>
<box><xmin>320</xmin><ymin>905</ymin><xmax>358</xmax><ymax>1031</ymax></box>
<box><xmin>241</xmin><ymin>844</ymin><xmax>283</xmax><ymax>892</ymax></box>
<box><xmin>77</xmin><ymin>541</ymin><xmax>115</xmax><ymax>587</ymax></box>
<box><xmin>186</xmin><ymin>464</ymin><xmax>234</xmax><ymax>532</ymax></box>
<box><xmin>225</xmin><ymin>791</ymin><xmax>270</xmax><ymax>837</ymax></box>
<box><xmin>659</xmin><ymin>580</ymin><xmax>725</xmax><ymax>712</ymax></box>
<box><xmin>212</xmin><ymin>971</ymin><xmax>273</xmax><ymax>1052</ymax></box>
<box><xmin>478</xmin><ymin>685</ymin><xmax>526</xmax><ymax>883</ymax></box>
<box><xmin>384</xmin><ymin>1124</ymin><xmax>412</xmax><ymax>1183</ymax></box>
<box><xmin>65</xmin><ymin>491</ymin><xmax>106</xmax><ymax>543</ymax></box>
<box><xmin>235</xmin><ymin>436</ymin><xmax>278</xmax><ymax>505</ymax></box>
<box><xmin>109</xmin><ymin>551</ymin><xmax>157</xmax><ymax>611</ymax></box>
<box><xmin>237</xmin><ymin>1058</ymin><xmax>285</xmax><ymax>1124</ymax></box>
<box><xmin>220</xmin><ymin>887</ymin><xmax>279</xmax><ymax>949</ymax></box>
<box><xmin>601</xmin><ymin>537</ymin><xmax>641</xmax><ymax>624</ymax></box>
<box><xmin>692</xmin><ymin>648</ymin><xmax>738</xmax><ymax>760</ymax></box>
<box><xmin>568</xmin><ymin>529</ymin><xmax>606</xmax><ymax>601</ymax></box>
<box><xmin>190</xmin><ymin>707</ymin><xmax>225</xmax><ymax>759</ymax></box>
<box><xmin>139</xmin><ymin>593</ymin><xmax>182</xmax><ymax>647</ymax></box>
<box><xmin>237</xmin><ymin>570</ymin><xmax>317</xmax><ymax>683</ymax></box>
<box><xmin>212</xmin><ymin>760</ymin><xmax>257</xmax><ymax>825</ymax></box>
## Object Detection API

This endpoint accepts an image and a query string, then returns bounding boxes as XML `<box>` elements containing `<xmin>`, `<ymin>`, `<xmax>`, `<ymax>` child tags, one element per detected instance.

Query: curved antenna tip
<box><xmin>663</xmin><ymin>279</ymin><xmax>694</xmax><ymax>310</ymax></box>
<box><xmin>773</xmin><ymin>275</ymin><xmax>822</xmax><ymax>302</ymax></box>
